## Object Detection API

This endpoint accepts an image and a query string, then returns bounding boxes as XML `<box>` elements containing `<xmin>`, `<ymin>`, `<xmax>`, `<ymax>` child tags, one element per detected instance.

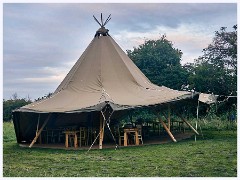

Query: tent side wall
<box><xmin>12</xmin><ymin>112</ymin><xmax>21</xmax><ymax>143</ymax></box>
<box><xmin>13</xmin><ymin>112</ymin><xmax>50</xmax><ymax>143</ymax></box>
<box><xmin>12</xmin><ymin>111</ymin><xmax>103</xmax><ymax>144</ymax></box>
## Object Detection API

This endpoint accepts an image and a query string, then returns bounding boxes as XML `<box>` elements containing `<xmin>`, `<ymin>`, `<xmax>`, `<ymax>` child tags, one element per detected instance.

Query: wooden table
<box><xmin>123</xmin><ymin>128</ymin><xmax>139</xmax><ymax>146</ymax></box>
<box><xmin>63</xmin><ymin>130</ymin><xmax>79</xmax><ymax>148</ymax></box>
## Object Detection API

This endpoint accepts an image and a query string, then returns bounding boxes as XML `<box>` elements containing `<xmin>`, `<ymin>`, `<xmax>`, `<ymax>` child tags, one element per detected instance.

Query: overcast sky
<box><xmin>3</xmin><ymin>3</ymin><xmax>237</xmax><ymax>100</ymax></box>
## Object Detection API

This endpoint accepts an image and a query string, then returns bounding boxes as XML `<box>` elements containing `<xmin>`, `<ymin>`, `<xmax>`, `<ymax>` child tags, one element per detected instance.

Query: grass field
<box><xmin>3</xmin><ymin>121</ymin><xmax>237</xmax><ymax>177</ymax></box>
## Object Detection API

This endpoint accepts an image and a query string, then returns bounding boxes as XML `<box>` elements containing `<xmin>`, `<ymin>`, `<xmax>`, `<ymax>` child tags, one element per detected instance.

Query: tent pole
<box><xmin>99</xmin><ymin>111</ymin><xmax>105</xmax><ymax>149</ymax></box>
<box><xmin>153</xmin><ymin>111</ymin><xmax>177</xmax><ymax>142</ymax></box>
<box><xmin>159</xmin><ymin>116</ymin><xmax>177</xmax><ymax>142</ymax></box>
<box><xmin>195</xmin><ymin>100</ymin><xmax>200</xmax><ymax>142</ymax></box>
<box><xmin>162</xmin><ymin>108</ymin><xmax>171</xmax><ymax>131</ymax></box>
<box><xmin>155</xmin><ymin>112</ymin><xmax>177</xmax><ymax>142</ymax></box>
<box><xmin>29</xmin><ymin>114</ymin><xmax>51</xmax><ymax>148</ymax></box>
<box><xmin>195</xmin><ymin>121</ymin><xmax>198</xmax><ymax>142</ymax></box>
<box><xmin>176</xmin><ymin>112</ymin><xmax>199</xmax><ymax>135</ymax></box>
<box><xmin>102</xmin><ymin>114</ymin><xmax>105</xmax><ymax>140</ymax></box>
<box><xmin>197</xmin><ymin>100</ymin><xmax>200</xmax><ymax>120</ymax></box>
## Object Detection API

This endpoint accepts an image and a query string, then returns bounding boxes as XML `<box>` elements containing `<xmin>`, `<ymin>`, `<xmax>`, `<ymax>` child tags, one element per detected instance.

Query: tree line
<box><xmin>3</xmin><ymin>93</ymin><xmax>31</xmax><ymax>121</ymax></box>
<box><xmin>127</xmin><ymin>25</ymin><xmax>237</xmax><ymax>117</ymax></box>
<box><xmin>127</xmin><ymin>25</ymin><xmax>237</xmax><ymax>96</ymax></box>
<box><xmin>3</xmin><ymin>93</ymin><xmax>53</xmax><ymax>122</ymax></box>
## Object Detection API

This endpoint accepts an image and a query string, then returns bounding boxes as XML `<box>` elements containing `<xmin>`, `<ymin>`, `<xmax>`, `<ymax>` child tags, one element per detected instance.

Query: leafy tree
<box><xmin>127</xmin><ymin>35</ymin><xmax>189</xmax><ymax>90</ymax></box>
<box><xmin>201</xmin><ymin>25</ymin><xmax>237</xmax><ymax>75</ymax></box>
<box><xmin>189</xmin><ymin>25</ymin><xmax>237</xmax><ymax>96</ymax></box>
<box><xmin>3</xmin><ymin>93</ymin><xmax>31</xmax><ymax>121</ymax></box>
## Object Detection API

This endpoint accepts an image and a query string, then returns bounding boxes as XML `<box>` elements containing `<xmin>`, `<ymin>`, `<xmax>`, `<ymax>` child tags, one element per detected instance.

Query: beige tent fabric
<box><xmin>19</xmin><ymin>36</ymin><xmax>192</xmax><ymax>113</ymax></box>
<box><xmin>198</xmin><ymin>93</ymin><xmax>217</xmax><ymax>104</ymax></box>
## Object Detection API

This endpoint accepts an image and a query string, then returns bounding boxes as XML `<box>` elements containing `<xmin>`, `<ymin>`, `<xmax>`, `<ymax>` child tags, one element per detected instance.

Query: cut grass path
<box><xmin>3</xmin><ymin>122</ymin><xmax>237</xmax><ymax>177</ymax></box>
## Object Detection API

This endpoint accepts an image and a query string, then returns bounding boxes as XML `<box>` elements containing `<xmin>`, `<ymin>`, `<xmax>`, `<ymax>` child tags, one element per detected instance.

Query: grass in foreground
<box><xmin>3</xmin><ymin>122</ymin><xmax>237</xmax><ymax>177</ymax></box>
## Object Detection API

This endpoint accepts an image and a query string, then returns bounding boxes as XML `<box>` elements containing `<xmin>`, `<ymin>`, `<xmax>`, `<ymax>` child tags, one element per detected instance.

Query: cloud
<box><xmin>114</xmin><ymin>23</ymin><xmax>213</xmax><ymax>64</ymax></box>
<box><xmin>107</xmin><ymin>3</ymin><xmax>237</xmax><ymax>33</ymax></box>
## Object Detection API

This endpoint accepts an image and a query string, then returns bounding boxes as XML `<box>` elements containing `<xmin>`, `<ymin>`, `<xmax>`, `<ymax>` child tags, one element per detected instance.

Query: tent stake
<box><xmin>29</xmin><ymin>114</ymin><xmax>51</xmax><ymax>148</ymax></box>
<box><xmin>176</xmin><ymin>112</ymin><xmax>199</xmax><ymax>135</ymax></box>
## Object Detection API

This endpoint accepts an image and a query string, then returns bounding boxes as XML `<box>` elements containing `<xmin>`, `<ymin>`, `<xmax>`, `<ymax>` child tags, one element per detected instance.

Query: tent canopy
<box><xmin>15</xmin><ymin>35</ymin><xmax>192</xmax><ymax>113</ymax></box>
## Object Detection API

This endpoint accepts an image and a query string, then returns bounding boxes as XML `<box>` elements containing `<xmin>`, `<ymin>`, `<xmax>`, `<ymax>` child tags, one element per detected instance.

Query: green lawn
<box><xmin>3</xmin><ymin>122</ymin><xmax>237</xmax><ymax>177</ymax></box>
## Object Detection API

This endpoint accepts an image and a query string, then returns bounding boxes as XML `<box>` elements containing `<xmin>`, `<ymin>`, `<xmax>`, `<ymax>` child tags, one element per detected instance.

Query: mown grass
<box><xmin>3</xmin><ymin>121</ymin><xmax>237</xmax><ymax>177</ymax></box>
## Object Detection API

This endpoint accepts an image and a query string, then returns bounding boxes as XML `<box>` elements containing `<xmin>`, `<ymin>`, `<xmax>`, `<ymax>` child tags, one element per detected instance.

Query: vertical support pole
<box><xmin>99</xmin><ymin>112</ymin><xmax>104</xmax><ymax>149</ymax></box>
<box><xmin>74</xmin><ymin>132</ymin><xmax>78</xmax><ymax>148</ymax></box>
<box><xmin>197</xmin><ymin>100</ymin><xmax>200</xmax><ymax>120</ymax></box>
<box><xmin>135</xmin><ymin>130</ymin><xmax>139</xmax><ymax>145</ymax></box>
<box><xmin>124</xmin><ymin>131</ymin><xmax>128</xmax><ymax>146</ymax></box>
<box><xmin>168</xmin><ymin>104</ymin><xmax>171</xmax><ymax>130</ymax></box>
<box><xmin>102</xmin><ymin>118</ymin><xmax>105</xmax><ymax>140</ymax></box>
<box><xmin>196</xmin><ymin>100</ymin><xmax>200</xmax><ymax>141</ymax></box>
<box><xmin>195</xmin><ymin>121</ymin><xmax>198</xmax><ymax>142</ymax></box>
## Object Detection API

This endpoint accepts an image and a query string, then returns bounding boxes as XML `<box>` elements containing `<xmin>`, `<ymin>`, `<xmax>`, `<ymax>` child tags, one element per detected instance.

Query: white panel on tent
<box><xmin>198</xmin><ymin>93</ymin><xmax>218</xmax><ymax>104</ymax></box>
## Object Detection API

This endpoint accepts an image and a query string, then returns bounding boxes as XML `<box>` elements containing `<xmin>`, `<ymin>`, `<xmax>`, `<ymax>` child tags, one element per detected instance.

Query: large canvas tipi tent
<box><xmin>13</xmin><ymin>14</ymin><xmax>196</xmax><ymax>149</ymax></box>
